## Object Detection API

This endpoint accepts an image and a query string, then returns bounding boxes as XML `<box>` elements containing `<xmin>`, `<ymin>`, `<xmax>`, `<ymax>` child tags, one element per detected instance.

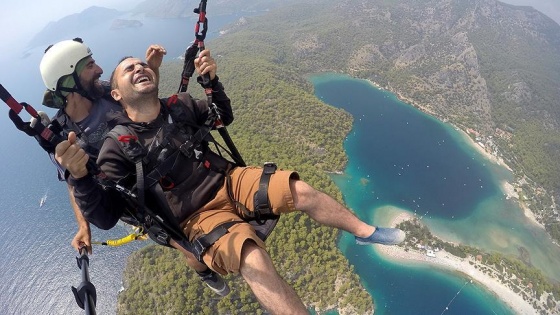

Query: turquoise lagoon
<box><xmin>311</xmin><ymin>73</ymin><xmax>560</xmax><ymax>314</ymax></box>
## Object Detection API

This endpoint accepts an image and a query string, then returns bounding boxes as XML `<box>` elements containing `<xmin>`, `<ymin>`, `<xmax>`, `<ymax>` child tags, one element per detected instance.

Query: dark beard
<box><xmin>83</xmin><ymin>79</ymin><xmax>105</xmax><ymax>100</ymax></box>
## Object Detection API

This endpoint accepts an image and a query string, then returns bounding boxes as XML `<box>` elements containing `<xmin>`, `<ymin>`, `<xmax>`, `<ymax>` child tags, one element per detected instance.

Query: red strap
<box><xmin>117</xmin><ymin>135</ymin><xmax>138</xmax><ymax>143</ymax></box>
<box><xmin>167</xmin><ymin>94</ymin><xmax>178</xmax><ymax>107</ymax></box>
<box><xmin>0</xmin><ymin>84</ymin><xmax>23</xmax><ymax>114</ymax></box>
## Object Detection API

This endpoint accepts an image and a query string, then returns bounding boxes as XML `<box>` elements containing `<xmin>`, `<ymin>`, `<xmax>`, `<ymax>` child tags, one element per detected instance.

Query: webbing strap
<box><xmin>0</xmin><ymin>84</ymin><xmax>35</xmax><ymax>115</ymax></box>
<box><xmin>146</xmin><ymin>184</ymin><xmax>194</xmax><ymax>251</ymax></box>
<box><xmin>251</xmin><ymin>163</ymin><xmax>278</xmax><ymax>224</ymax></box>
<box><xmin>211</xmin><ymin>103</ymin><xmax>246</xmax><ymax>167</ymax></box>
<box><xmin>178</xmin><ymin>0</ymin><xmax>208</xmax><ymax>93</ymax></box>
<box><xmin>135</xmin><ymin>160</ymin><xmax>145</xmax><ymax>221</ymax></box>
<box><xmin>178</xmin><ymin>44</ymin><xmax>198</xmax><ymax>93</ymax></box>
<box><xmin>192</xmin><ymin>220</ymin><xmax>240</xmax><ymax>261</ymax></box>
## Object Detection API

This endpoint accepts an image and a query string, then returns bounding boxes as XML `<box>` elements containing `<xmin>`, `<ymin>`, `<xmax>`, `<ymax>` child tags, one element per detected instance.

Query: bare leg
<box><xmin>240</xmin><ymin>241</ymin><xmax>308</xmax><ymax>315</ymax></box>
<box><xmin>290</xmin><ymin>179</ymin><xmax>375</xmax><ymax>238</ymax></box>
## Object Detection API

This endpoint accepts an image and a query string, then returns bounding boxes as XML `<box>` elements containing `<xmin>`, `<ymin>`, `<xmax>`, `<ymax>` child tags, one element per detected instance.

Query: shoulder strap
<box><xmin>106</xmin><ymin>125</ymin><xmax>148</xmax><ymax>225</ymax></box>
<box><xmin>166</xmin><ymin>93</ymin><xmax>214</xmax><ymax>137</ymax></box>
<box><xmin>106</xmin><ymin>125</ymin><xmax>145</xmax><ymax>162</ymax></box>
<box><xmin>52</xmin><ymin>111</ymin><xmax>101</xmax><ymax>157</ymax></box>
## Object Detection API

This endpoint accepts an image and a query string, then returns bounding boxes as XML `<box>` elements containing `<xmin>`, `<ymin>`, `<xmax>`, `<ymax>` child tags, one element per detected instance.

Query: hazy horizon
<box><xmin>0</xmin><ymin>0</ymin><xmax>558</xmax><ymax>56</ymax></box>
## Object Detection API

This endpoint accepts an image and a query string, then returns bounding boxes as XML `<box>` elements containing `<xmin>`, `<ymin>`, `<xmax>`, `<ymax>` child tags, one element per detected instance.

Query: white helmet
<box><xmin>40</xmin><ymin>38</ymin><xmax>92</xmax><ymax>91</ymax></box>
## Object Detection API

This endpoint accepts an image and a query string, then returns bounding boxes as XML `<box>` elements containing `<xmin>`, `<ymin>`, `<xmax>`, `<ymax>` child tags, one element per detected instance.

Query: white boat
<box><xmin>39</xmin><ymin>193</ymin><xmax>47</xmax><ymax>207</ymax></box>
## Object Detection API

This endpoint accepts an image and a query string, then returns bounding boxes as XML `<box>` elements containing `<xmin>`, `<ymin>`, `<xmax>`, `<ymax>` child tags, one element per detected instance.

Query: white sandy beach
<box><xmin>376</xmin><ymin>212</ymin><xmax>537</xmax><ymax>315</ymax></box>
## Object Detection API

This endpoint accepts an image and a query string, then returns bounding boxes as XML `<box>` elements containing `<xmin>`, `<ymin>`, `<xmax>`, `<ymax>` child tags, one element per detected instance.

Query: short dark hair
<box><xmin>110</xmin><ymin>56</ymin><xmax>134</xmax><ymax>90</ymax></box>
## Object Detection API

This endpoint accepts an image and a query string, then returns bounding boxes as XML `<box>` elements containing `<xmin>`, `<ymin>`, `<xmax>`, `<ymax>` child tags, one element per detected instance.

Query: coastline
<box><xmin>364</xmin><ymin>78</ymin><xmax>545</xmax><ymax>229</ymax></box>
<box><xmin>454</xmin><ymin>127</ymin><xmax>543</xmax><ymax>228</ymax></box>
<box><xmin>376</xmin><ymin>212</ymin><xmax>537</xmax><ymax>315</ymax></box>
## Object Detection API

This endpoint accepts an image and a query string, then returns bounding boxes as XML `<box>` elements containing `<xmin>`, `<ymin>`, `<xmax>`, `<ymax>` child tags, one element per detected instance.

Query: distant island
<box><xmin>27</xmin><ymin>6</ymin><xmax>122</xmax><ymax>49</ymax></box>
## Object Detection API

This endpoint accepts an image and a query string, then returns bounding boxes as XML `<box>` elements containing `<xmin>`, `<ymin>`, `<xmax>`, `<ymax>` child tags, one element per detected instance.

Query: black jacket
<box><xmin>69</xmin><ymin>80</ymin><xmax>233</xmax><ymax>230</ymax></box>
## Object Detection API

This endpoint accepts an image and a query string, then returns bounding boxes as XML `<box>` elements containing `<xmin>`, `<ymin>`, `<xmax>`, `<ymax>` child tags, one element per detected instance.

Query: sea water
<box><xmin>311</xmin><ymin>73</ymin><xmax>560</xmax><ymax>314</ymax></box>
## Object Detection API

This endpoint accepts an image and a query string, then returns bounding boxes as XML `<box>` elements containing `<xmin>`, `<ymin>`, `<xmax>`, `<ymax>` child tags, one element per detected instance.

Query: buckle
<box><xmin>179</xmin><ymin>140</ymin><xmax>194</xmax><ymax>158</ymax></box>
<box><xmin>263</xmin><ymin>162</ymin><xmax>277</xmax><ymax>175</ymax></box>
<box><xmin>156</xmin><ymin>232</ymin><xmax>169</xmax><ymax>245</ymax></box>
<box><xmin>193</xmin><ymin>238</ymin><xmax>206</xmax><ymax>261</ymax></box>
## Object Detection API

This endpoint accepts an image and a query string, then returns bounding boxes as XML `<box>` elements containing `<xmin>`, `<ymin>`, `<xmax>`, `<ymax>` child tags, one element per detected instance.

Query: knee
<box><xmin>290</xmin><ymin>179</ymin><xmax>318</xmax><ymax>210</ymax></box>
<box><xmin>241</xmin><ymin>241</ymin><xmax>267</xmax><ymax>263</ymax></box>
<box><xmin>240</xmin><ymin>241</ymin><xmax>273</xmax><ymax>275</ymax></box>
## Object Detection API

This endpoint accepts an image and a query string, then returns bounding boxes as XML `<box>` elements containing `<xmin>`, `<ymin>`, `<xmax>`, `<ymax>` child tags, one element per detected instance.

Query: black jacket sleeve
<box><xmin>68</xmin><ymin>175</ymin><xmax>125</xmax><ymax>229</ymax></box>
<box><xmin>67</xmin><ymin>137</ymin><xmax>132</xmax><ymax>230</ymax></box>
<box><xmin>179</xmin><ymin>76</ymin><xmax>233</xmax><ymax>128</ymax></box>
<box><xmin>208</xmin><ymin>76</ymin><xmax>233</xmax><ymax>126</ymax></box>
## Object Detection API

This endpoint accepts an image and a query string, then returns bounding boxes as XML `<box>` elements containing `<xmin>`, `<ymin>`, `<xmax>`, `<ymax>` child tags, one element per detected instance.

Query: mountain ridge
<box><xmin>28</xmin><ymin>6</ymin><xmax>123</xmax><ymax>49</ymax></box>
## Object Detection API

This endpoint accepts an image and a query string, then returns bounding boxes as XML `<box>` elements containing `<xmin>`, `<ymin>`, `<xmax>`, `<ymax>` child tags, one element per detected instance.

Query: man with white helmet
<box><xmin>40</xmin><ymin>38</ymin><xmax>122</xmax><ymax>253</ymax></box>
<box><xmin>39</xmin><ymin>38</ymin><xmax>230</xmax><ymax>297</ymax></box>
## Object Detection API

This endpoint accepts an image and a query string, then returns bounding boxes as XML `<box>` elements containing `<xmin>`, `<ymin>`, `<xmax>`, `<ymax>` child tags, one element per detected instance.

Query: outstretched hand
<box><xmin>55</xmin><ymin>131</ymin><xmax>89</xmax><ymax>179</ymax></box>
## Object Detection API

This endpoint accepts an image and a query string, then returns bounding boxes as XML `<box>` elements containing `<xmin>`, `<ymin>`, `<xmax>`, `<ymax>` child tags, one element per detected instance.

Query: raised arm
<box><xmin>194</xmin><ymin>49</ymin><xmax>233</xmax><ymax>125</ymax></box>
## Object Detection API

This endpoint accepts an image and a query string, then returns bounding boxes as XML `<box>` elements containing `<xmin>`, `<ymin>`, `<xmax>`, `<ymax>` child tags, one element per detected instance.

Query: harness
<box><xmin>102</xmin><ymin>0</ymin><xmax>275</xmax><ymax>259</ymax></box>
<box><xmin>108</xmin><ymin>94</ymin><xmax>279</xmax><ymax>261</ymax></box>
<box><xmin>0</xmin><ymin>83</ymin><xmax>186</xmax><ymax>253</ymax></box>
<box><xmin>50</xmin><ymin>82</ymin><xmax>116</xmax><ymax>157</ymax></box>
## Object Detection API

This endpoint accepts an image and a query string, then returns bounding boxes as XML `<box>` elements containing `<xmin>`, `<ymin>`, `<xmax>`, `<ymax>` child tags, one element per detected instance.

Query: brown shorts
<box><xmin>181</xmin><ymin>166</ymin><xmax>299</xmax><ymax>275</ymax></box>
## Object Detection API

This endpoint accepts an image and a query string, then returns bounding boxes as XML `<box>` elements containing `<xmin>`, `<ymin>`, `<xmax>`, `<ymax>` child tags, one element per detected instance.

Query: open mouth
<box><xmin>134</xmin><ymin>75</ymin><xmax>151</xmax><ymax>84</ymax></box>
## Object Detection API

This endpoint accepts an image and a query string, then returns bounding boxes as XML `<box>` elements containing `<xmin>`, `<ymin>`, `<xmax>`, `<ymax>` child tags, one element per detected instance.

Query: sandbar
<box><xmin>375</xmin><ymin>212</ymin><xmax>537</xmax><ymax>315</ymax></box>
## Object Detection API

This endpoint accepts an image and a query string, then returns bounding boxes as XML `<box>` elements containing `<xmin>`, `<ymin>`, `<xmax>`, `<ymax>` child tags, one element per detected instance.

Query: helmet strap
<box><xmin>72</xmin><ymin>72</ymin><xmax>94</xmax><ymax>101</ymax></box>
<box><xmin>55</xmin><ymin>72</ymin><xmax>94</xmax><ymax>103</ymax></box>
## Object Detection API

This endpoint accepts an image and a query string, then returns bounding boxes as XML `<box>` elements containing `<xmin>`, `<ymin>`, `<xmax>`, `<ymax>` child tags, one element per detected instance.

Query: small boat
<box><xmin>39</xmin><ymin>193</ymin><xmax>47</xmax><ymax>207</ymax></box>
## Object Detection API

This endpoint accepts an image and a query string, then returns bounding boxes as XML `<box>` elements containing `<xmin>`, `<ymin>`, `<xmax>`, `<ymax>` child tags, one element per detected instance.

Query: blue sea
<box><xmin>311</xmin><ymin>73</ymin><xmax>560</xmax><ymax>314</ymax></box>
